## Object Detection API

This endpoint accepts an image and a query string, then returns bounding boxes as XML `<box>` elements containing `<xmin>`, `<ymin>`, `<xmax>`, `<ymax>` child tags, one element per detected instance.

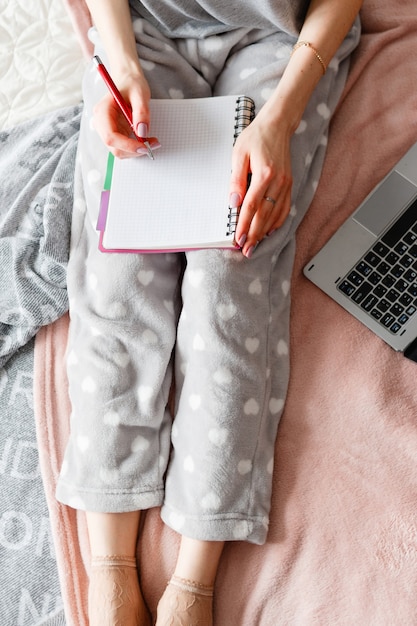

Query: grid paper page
<box><xmin>103</xmin><ymin>96</ymin><xmax>241</xmax><ymax>251</ymax></box>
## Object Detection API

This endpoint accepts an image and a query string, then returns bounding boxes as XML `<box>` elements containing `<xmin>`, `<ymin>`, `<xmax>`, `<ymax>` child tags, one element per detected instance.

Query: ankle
<box><xmin>91</xmin><ymin>554</ymin><xmax>137</xmax><ymax>568</ymax></box>
<box><xmin>173</xmin><ymin>538</ymin><xmax>224</xmax><ymax>587</ymax></box>
<box><xmin>169</xmin><ymin>575</ymin><xmax>214</xmax><ymax>596</ymax></box>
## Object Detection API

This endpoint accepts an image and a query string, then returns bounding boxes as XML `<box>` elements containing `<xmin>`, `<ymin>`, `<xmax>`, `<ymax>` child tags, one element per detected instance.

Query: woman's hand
<box><xmin>93</xmin><ymin>70</ymin><xmax>160</xmax><ymax>159</ymax></box>
<box><xmin>230</xmin><ymin>102</ymin><xmax>293</xmax><ymax>258</ymax></box>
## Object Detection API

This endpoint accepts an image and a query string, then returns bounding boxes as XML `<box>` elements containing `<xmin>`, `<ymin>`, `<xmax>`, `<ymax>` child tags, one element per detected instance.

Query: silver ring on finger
<box><xmin>263</xmin><ymin>195</ymin><xmax>276</xmax><ymax>206</ymax></box>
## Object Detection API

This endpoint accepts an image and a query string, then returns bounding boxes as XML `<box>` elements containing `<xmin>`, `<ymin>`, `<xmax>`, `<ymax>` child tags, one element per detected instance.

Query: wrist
<box><xmin>107</xmin><ymin>53</ymin><xmax>143</xmax><ymax>81</ymax></box>
<box><xmin>264</xmin><ymin>54</ymin><xmax>324</xmax><ymax>134</ymax></box>
<box><xmin>259</xmin><ymin>91</ymin><xmax>304</xmax><ymax>137</ymax></box>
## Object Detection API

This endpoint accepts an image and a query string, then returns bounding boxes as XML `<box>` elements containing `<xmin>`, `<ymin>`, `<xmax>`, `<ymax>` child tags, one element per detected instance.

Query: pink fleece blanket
<box><xmin>35</xmin><ymin>1</ymin><xmax>417</xmax><ymax>623</ymax></box>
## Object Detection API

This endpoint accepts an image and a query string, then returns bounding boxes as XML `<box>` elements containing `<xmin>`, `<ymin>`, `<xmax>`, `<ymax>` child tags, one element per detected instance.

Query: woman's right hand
<box><xmin>93</xmin><ymin>69</ymin><xmax>161</xmax><ymax>159</ymax></box>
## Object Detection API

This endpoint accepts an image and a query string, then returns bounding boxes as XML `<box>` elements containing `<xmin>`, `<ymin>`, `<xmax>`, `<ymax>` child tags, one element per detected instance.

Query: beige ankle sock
<box><xmin>88</xmin><ymin>555</ymin><xmax>151</xmax><ymax>626</ymax></box>
<box><xmin>156</xmin><ymin>575</ymin><xmax>214</xmax><ymax>626</ymax></box>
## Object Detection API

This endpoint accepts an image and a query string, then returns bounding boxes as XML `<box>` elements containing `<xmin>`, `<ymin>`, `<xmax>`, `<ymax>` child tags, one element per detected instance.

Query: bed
<box><xmin>2</xmin><ymin>1</ymin><xmax>417</xmax><ymax>624</ymax></box>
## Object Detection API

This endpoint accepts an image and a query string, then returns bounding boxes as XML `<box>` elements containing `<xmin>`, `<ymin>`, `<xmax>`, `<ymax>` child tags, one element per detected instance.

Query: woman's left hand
<box><xmin>230</xmin><ymin>104</ymin><xmax>293</xmax><ymax>258</ymax></box>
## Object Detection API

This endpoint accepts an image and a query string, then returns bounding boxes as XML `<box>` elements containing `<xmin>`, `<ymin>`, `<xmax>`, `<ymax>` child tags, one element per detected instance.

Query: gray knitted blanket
<box><xmin>0</xmin><ymin>105</ymin><xmax>81</xmax><ymax>626</ymax></box>
<box><xmin>0</xmin><ymin>105</ymin><xmax>81</xmax><ymax>367</ymax></box>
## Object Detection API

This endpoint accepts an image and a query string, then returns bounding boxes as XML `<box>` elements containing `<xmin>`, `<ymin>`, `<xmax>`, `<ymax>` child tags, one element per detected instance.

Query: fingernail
<box><xmin>237</xmin><ymin>233</ymin><xmax>247</xmax><ymax>248</ymax></box>
<box><xmin>136</xmin><ymin>147</ymin><xmax>149</xmax><ymax>156</ymax></box>
<box><xmin>137</xmin><ymin>122</ymin><xmax>148</xmax><ymax>138</ymax></box>
<box><xmin>245</xmin><ymin>242</ymin><xmax>259</xmax><ymax>259</ymax></box>
<box><xmin>229</xmin><ymin>192</ymin><xmax>241</xmax><ymax>208</ymax></box>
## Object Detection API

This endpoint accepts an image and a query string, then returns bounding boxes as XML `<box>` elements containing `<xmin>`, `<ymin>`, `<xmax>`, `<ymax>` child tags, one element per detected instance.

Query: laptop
<box><xmin>303</xmin><ymin>141</ymin><xmax>417</xmax><ymax>361</ymax></box>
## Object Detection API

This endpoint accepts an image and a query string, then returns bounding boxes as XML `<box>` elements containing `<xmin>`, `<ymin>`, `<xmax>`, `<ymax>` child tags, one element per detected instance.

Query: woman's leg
<box><xmin>87</xmin><ymin>510</ymin><xmax>141</xmax><ymax>558</ymax></box>
<box><xmin>87</xmin><ymin>510</ymin><xmax>152</xmax><ymax>626</ymax></box>
<box><xmin>173</xmin><ymin>537</ymin><xmax>224</xmax><ymax>585</ymax></box>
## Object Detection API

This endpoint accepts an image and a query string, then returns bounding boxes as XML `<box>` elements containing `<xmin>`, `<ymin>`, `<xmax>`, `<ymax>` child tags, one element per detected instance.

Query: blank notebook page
<box><xmin>103</xmin><ymin>96</ymin><xmax>240</xmax><ymax>250</ymax></box>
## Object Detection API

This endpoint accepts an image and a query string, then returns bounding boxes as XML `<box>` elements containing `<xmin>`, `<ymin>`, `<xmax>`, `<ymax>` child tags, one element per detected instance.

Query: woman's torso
<box><xmin>129</xmin><ymin>0</ymin><xmax>310</xmax><ymax>38</ymax></box>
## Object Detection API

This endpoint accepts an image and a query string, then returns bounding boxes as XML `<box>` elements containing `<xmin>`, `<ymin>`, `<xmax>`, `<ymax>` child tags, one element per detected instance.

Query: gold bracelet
<box><xmin>291</xmin><ymin>40</ymin><xmax>326</xmax><ymax>75</ymax></box>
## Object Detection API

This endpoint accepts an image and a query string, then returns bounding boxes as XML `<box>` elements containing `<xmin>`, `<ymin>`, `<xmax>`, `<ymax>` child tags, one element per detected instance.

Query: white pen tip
<box><xmin>144</xmin><ymin>141</ymin><xmax>155</xmax><ymax>160</ymax></box>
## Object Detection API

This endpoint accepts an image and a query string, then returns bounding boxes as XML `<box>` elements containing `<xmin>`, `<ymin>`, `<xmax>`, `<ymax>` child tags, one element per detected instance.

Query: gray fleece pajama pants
<box><xmin>56</xmin><ymin>10</ymin><xmax>360</xmax><ymax>545</ymax></box>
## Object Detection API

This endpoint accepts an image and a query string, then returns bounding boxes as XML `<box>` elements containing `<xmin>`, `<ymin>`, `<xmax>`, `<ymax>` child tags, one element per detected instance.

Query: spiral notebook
<box><xmin>97</xmin><ymin>95</ymin><xmax>255</xmax><ymax>253</ymax></box>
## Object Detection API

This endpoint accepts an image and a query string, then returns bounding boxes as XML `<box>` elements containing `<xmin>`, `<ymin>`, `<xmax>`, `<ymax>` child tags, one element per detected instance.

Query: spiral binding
<box><xmin>226</xmin><ymin>96</ymin><xmax>256</xmax><ymax>237</ymax></box>
<box><xmin>233</xmin><ymin>95</ymin><xmax>255</xmax><ymax>145</ymax></box>
<box><xmin>226</xmin><ymin>207</ymin><xmax>239</xmax><ymax>237</ymax></box>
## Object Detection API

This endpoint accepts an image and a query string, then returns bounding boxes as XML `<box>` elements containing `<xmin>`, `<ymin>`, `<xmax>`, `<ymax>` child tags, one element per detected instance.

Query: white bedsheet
<box><xmin>0</xmin><ymin>0</ymin><xmax>85</xmax><ymax>130</ymax></box>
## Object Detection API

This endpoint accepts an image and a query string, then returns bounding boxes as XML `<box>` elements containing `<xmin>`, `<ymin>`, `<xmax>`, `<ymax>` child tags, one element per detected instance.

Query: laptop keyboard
<box><xmin>337</xmin><ymin>198</ymin><xmax>417</xmax><ymax>334</ymax></box>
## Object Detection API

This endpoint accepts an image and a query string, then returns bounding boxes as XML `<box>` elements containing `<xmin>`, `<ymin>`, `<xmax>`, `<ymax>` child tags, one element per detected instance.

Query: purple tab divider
<box><xmin>96</xmin><ymin>190</ymin><xmax>110</xmax><ymax>231</ymax></box>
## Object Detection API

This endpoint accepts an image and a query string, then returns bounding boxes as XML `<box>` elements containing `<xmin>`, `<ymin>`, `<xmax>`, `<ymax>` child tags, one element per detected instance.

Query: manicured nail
<box><xmin>136</xmin><ymin>147</ymin><xmax>149</xmax><ymax>156</ymax></box>
<box><xmin>229</xmin><ymin>192</ymin><xmax>241</xmax><ymax>208</ymax></box>
<box><xmin>237</xmin><ymin>233</ymin><xmax>247</xmax><ymax>248</ymax></box>
<box><xmin>136</xmin><ymin>122</ymin><xmax>148</xmax><ymax>138</ymax></box>
<box><xmin>245</xmin><ymin>242</ymin><xmax>259</xmax><ymax>259</ymax></box>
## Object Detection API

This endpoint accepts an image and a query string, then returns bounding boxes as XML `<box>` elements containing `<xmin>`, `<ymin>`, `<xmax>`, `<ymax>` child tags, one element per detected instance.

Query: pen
<box><xmin>93</xmin><ymin>55</ymin><xmax>154</xmax><ymax>160</ymax></box>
